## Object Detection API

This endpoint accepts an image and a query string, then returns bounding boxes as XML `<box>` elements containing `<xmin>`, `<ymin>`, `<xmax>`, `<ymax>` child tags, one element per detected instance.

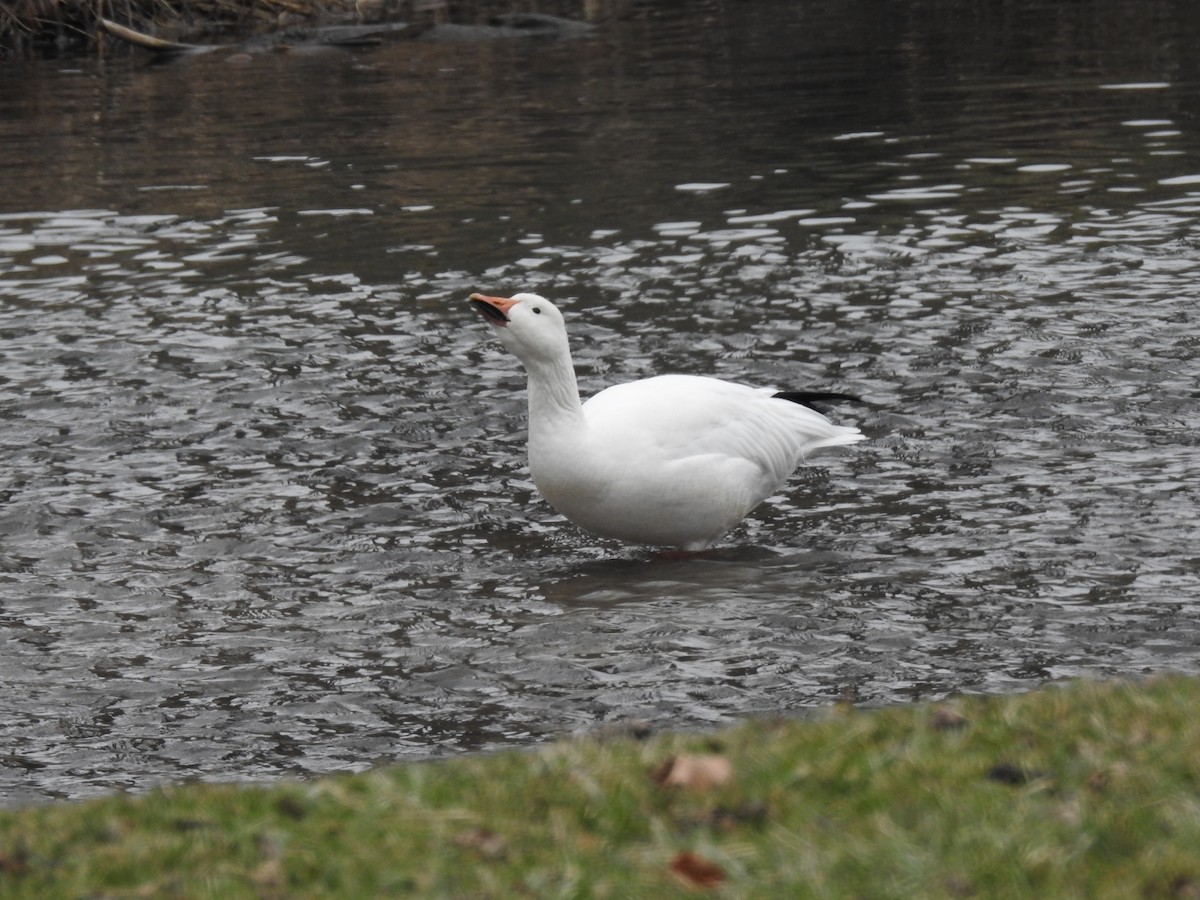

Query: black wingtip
<box><xmin>772</xmin><ymin>391</ymin><xmax>864</xmax><ymax>413</ymax></box>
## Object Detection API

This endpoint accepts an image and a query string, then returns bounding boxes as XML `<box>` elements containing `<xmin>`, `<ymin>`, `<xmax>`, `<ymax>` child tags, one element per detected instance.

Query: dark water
<box><xmin>1</xmin><ymin>0</ymin><xmax>1199</xmax><ymax>805</ymax></box>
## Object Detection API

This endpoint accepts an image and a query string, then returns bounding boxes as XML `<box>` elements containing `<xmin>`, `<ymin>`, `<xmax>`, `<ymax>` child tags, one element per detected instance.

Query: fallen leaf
<box><xmin>1169</xmin><ymin>875</ymin><xmax>1200</xmax><ymax>899</ymax></box>
<box><xmin>986</xmin><ymin>762</ymin><xmax>1027</xmax><ymax>785</ymax></box>
<box><xmin>275</xmin><ymin>795</ymin><xmax>307</xmax><ymax>820</ymax></box>
<box><xmin>652</xmin><ymin>754</ymin><xmax>734</xmax><ymax>792</ymax></box>
<box><xmin>931</xmin><ymin>705</ymin><xmax>968</xmax><ymax>730</ymax></box>
<box><xmin>251</xmin><ymin>831</ymin><xmax>286</xmax><ymax>893</ymax></box>
<box><xmin>0</xmin><ymin>848</ymin><xmax>27</xmax><ymax>876</ymax></box>
<box><xmin>250</xmin><ymin>857</ymin><xmax>285</xmax><ymax>891</ymax></box>
<box><xmin>669</xmin><ymin>851</ymin><xmax>726</xmax><ymax>890</ymax></box>
<box><xmin>453</xmin><ymin>827</ymin><xmax>507</xmax><ymax>860</ymax></box>
<box><xmin>944</xmin><ymin>872</ymin><xmax>975</xmax><ymax>898</ymax></box>
<box><xmin>986</xmin><ymin>762</ymin><xmax>1049</xmax><ymax>786</ymax></box>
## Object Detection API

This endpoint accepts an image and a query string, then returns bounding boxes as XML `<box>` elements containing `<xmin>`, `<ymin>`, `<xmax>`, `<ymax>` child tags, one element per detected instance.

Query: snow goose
<box><xmin>470</xmin><ymin>292</ymin><xmax>865</xmax><ymax>550</ymax></box>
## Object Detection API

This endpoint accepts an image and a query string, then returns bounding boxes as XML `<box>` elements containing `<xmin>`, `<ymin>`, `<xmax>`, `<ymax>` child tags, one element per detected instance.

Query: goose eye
<box><xmin>532</xmin><ymin>307</ymin><xmax>542</xmax><ymax>314</ymax></box>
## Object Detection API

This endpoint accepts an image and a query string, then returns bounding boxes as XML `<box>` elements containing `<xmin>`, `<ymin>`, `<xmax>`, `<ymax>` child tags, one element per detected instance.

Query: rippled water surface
<box><xmin>2</xmin><ymin>0</ymin><xmax>1199</xmax><ymax>804</ymax></box>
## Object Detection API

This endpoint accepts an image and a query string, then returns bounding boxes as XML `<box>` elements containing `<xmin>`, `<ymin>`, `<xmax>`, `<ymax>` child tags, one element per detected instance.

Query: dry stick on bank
<box><xmin>1</xmin><ymin>0</ymin><xmax>369</xmax><ymax>52</ymax></box>
<box><xmin>1</xmin><ymin>0</ymin><xmax>600</xmax><ymax>53</ymax></box>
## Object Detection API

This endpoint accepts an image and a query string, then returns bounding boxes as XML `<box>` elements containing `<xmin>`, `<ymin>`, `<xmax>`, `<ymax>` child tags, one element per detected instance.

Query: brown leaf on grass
<box><xmin>251</xmin><ymin>831</ymin><xmax>286</xmax><ymax>896</ymax></box>
<box><xmin>1169</xmin><ymin>875</ymin><xmax>1200</xmax><ymax>900</ymax></box>
<box><xmin>0</xmin><ymin>848</ymin><xmax>27</xmax><ymax>876</ymax></box>
<box><xmin>275</xmin><ymin>795</ymin><xmax>307</xmax><ymax>820</ymax></box>
<box><xmin>453</xmin><ymin>827</ymin><xmax>507</xmax><ymax>860</ymax></box>
<box><xmin>250</xmin><ymin>857</ymin><xmax>285</xmax><ymax>890</ymax></box>
<box><xmin>986</xmin><ymin>761</ymin><xmax>1049</xmax><ymax>786</ymax></box>
<box><xmin>651</xmin><ymin>754</ymin><xmax>733</xmax><ymax>792</ymax></box>
<box><xmin>931</xmin><ymin>705</ymin><xmax>968</xmax><ymax>731</ymax></box>
<box><xmin>669</xmin><ymin>851</ymin><xmax>726</xmax><ymax>890</ymax></box>
<box><xmin>944</xmin><ymin>872</ymin><xmax>976</xmax><ymax>898</ymax></box>
<box><xmin>986</xmin><ymin>762</ymin><xmax>1028</xmax><ymax>785</ymax></box>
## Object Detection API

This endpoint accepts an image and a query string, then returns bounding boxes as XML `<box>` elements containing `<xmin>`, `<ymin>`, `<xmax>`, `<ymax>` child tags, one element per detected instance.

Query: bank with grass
<box><xmin>1</xmin><ymin>0</ymin><xmax>598</xmax><ymax>55</ymax></box>
<box><xmin>0</xmin><ymin>674</ymin><xmax>1197</xmax><ymax>897</ymax></box>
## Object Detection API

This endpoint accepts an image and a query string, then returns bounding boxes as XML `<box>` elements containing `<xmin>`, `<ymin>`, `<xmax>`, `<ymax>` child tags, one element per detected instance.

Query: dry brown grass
<box><xmin>2</xmin><ymin>0</ymin><xmax>348</xmax><ymax>52</ymax></box>
<box><xmin>2</xmin><ymin>0</ymin><xmax>593</xmax><ymax>54</ymax></box>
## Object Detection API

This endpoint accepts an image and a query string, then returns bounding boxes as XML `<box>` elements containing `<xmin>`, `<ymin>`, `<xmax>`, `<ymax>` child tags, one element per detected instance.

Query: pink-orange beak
<box><xmin>470</xmin><ymin>293</ymin><xmax>518</xmax><ymax>327</ymax></box>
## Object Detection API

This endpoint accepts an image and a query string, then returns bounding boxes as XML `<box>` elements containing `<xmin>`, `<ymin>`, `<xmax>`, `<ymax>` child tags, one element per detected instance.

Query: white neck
<box><xmin>523</xmin><ymin>352</ymin><xmax>585</xmax><ymax>452</ymax></box>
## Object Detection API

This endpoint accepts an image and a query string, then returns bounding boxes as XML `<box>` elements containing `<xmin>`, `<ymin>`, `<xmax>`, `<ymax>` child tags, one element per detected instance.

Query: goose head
<box><xmin>469</xmin><ymin>292</ymin><xmax>570</xmax><ymax>368</ymax></box>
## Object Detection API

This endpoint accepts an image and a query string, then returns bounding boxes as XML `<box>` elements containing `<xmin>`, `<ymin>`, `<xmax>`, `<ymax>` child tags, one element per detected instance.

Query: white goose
<box><xmin>470</xmin><ymin>292</ymin><xmax>865</xmax><ymax>551</ymax></box>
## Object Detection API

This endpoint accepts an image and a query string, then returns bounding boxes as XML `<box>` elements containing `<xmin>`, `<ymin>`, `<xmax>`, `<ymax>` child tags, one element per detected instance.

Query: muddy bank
<box><xmin>2</xmin><ymin>0</ymin><xmax>622</xmax><ymax>57</ymax></box>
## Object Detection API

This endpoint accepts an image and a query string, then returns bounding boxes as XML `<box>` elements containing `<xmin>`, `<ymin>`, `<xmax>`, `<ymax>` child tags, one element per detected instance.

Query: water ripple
<box><xmin>2</xmin><ymin>0</ymin><xmax>1200</xmax><ymax>805</ymax></box>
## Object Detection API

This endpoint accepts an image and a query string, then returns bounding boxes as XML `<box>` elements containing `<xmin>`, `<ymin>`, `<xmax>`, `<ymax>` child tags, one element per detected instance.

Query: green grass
<box><xmin>2</xmin><ymin>675</ymin><xmax>1199</xmax><ymax>897</ymax></box>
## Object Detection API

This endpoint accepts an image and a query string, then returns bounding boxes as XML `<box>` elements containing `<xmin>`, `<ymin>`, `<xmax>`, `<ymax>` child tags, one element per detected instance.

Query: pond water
<box><xmin>1</xmin><ymin>0</ymin><xmax>1199</xmax><ymax>805</ymax></box>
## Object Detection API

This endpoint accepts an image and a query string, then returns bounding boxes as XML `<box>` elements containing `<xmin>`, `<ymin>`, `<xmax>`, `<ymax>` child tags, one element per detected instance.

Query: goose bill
<box><xmin>470</xmin><ymin>293</ymin><xmax>517</xmax><ymax>327</ymax></box>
